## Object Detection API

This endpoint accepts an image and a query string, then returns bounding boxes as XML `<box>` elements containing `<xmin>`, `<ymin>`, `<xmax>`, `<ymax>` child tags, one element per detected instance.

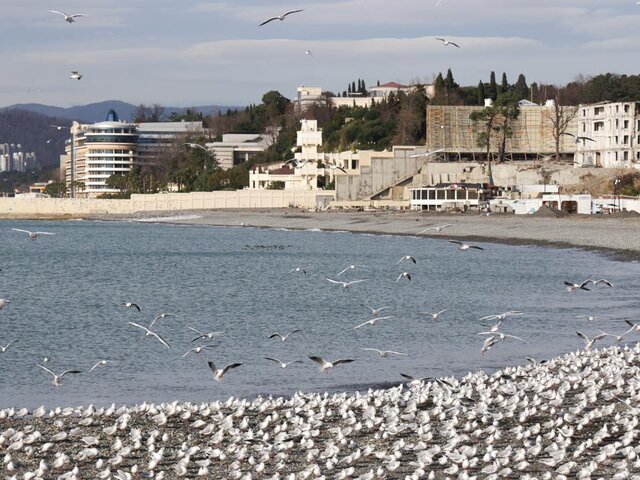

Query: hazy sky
<box><xmin>1</xmin><ymin>0</ymin><xmax>638</xmax><ymax>107</ymax></box>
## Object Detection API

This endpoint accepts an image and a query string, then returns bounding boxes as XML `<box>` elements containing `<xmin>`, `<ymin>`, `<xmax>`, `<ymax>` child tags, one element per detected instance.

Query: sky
<box><xmin>1</xmin><ymin>0</ymin><xmax>639</xmax><ymax>108</ymax></box>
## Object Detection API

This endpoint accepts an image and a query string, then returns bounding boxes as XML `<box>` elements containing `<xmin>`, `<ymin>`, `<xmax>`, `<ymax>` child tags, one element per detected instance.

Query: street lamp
<box><xmin>614</xmin><ymin>177</ymin><xmax>621</xmax><ymax>211</ymax></box>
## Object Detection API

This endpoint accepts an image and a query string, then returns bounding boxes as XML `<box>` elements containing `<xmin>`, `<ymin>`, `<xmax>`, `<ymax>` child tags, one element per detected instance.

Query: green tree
<box><xmin>444</xmin><ymin>68</ymin><xmax>458</xmax><ymax>91</ymax></box>
<box><xmin>494</xmin><ymin>92</ymin><xmax>521</xmax><ymax>163</ymax></box>
<box><xmin>513</xmin><ymin>74</ymin><xmax>529</xmax><ymax>100</ymax></box>
<box><xmin>530</xmin><ymin>82</ymin><xmax>540</xmax><ymax>104</ymax></box>
<box><xmin>500</xmin><ymin>72</ymin><xmax>509</xmax><ymax>94</ymax></box>
<box><xmin>477</xmin><ymin>81</ymin><xmax>485</xmax><ymax>106</ymax></box>
<box><xmin>487</xmin><ymin>71</ymin><xmax>498</xmax><ymax>101</ymax></box>
<box><xmin>43</xmin><ymin>181</ymin><xmax>66</xmax><ymax>198</ymax></box>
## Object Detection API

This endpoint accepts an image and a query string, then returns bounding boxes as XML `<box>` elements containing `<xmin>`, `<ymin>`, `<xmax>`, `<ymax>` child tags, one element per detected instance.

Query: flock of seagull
<box><xmin>2</xmin><ymin>222</ymin><xmax>639</xmax><ymax>479</ymax></box>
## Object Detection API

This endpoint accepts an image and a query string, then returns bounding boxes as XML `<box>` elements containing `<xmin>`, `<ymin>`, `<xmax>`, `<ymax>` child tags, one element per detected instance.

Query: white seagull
<box><xmin>269</xmin><ymin>330</ymin><xmax>301</xmax><ymax>342</ymax></box>
<box><xmin>575</xmin><ymin>315</ymin><xmax>599</xmax><ymax>322</ymax></box>
<box><xmin>396</xmin><ymin>272</ymin><xmax>412</xmax><ymax>283</ymax></box>
<box><xmin>182</xmin><ymin>344</ymin><xmax>217</xmax><ymax>358</ymax></box>
<box><xmin>576</xmin><ymin>330</ymin><xmax>607</xmax><ymax>350</ymax></box>
<box><xmin>284</xmin><ymin>158</ymin><xmax>309</xmax><ymax>168</ymax></box>
<box><xmin>69</xmin><ymin>71</ymin><xmax>83</xmax><ymax>80</ymax></box>
<box><xmin>326</xmin><ymin>278</ymin><xmax>366</xmax><ymax>290</ymax></box>
<box><xmin>128</xmin><ymin>322</ymin><xmax>171</xmax><ymax>349</ymax></box>
<box><xmin>562</xmin><ymin>132</ymin><xmax>595</xmax><ymax>145</ymax></box>
<box><xmin>49</xmin><ymin>124</ymin><xmax>69</xmax><ymax>130</ymax></box>
<box><xmin>264</xmin><ymin>357</ymin><xmax>302</xmax><ymax>368</ymax></box>
<box><xmin>409</xmin><ymin>148</ymin><xmax>445</xmax><ymax>158</ymax></box>
<box><xmin>418</xmin><ymin>224</ymin><xmax>452</xmax><ymax>234</ymax></box>
<box><xmin>352</xmin><ymin>316</ymin><xmax>392</xmax><ymax>330</ymax></box>
<box><xmin>11</xmin><ymin>228</ymin><xmax>55</xmax><ymax>241</ymax></box>
<box><xmin>585</xmin><ymin>278</ymin><xmax>613</xmax><ymax>288</ymax></box>
<box><xmin>436</xmin><ymin>38</ymin><xmax>460</xmax><ymax>48</ymax></box>
<box><xmin>0</xmin><ymin>299</ymin><xmax>9</xmax><ymax>310</ymax></box>
<box><xmin>477</xmin><ymin>331</ymin><xmax>526</xmax><ymax>342</ymax></box>
<box><xmin>288</xmin><ymin>267</ymin><xmax>307</xmax><ymax>275</ymax></box>
<box><xmin>122</xmin><ymin>302</ymin><xmax>141</xmax><ymax>312</ymax></box>
<box><xmin>564</xmin><ymin>281</ymin><xmax>591</xmax><ymax>292</ymax></box>
<box><xmin>88</xmin><ymin>360</ymin><xmax>113</xmax><ymax>372</ymax></box>
<box><xmin>397</xmin><ymin>255</ymin><xmax>417</xmax><ymax>264</ymax></box>
<box><xmin>207</xmin><ymin>361</ymin><xmax>242</xmax><ymax>381</ymax></box>
<box><xmin>259</xmin><ymin>9</ymin><xmax>304</xmax><ymax>26</ymax></box>
<box><xmin>449</xmin><ymin>239</ymin><xmax>484</xmax><ymax>250</ymax></box>
<box><xmin>304</xmin><ymin>49</ymin><xmax>313</xmax><ymax>56</ymax></box>
<box><xmin>419</xmin><ymin>309</ymin><xmax>448</xmax><ymax>320</ymax></box>
<box><xmin>37</xmin><ymin>364</ymin><xmax>82</xmax><ymax>387</ymax></box>
<box><xmin>187</xmin><ymin>326</ymin><xmax>224</xmax><ymax>342</ymax></box>
<box><xmin>336</xmin><ymin>264</ymin><xmax>368</xmax><ymax>276</ymax></box>
<box><xmin>362</xmin><ymin>304</ymin><xmax>390</xmax><ymax>317</ymax></box>
<box><xmin>479</xmin><ymin>311</ymin><xmax>524</xmax><ymax>321</ymax></box>
<box><xmin>0</xmin><ymin>340</ymin><xmax>18</xmax><ymax>353</ymax></box>
<box><xmin>308</xmin><ymin>356</ymin><xmax>354</xmax><ymax>373</ymax></box>
<box><xmin>361</xmin><ymin>348</ymin><xmax>407</xmax><ymax>358</ymax></box>
<box><xmin>149</xmin><ymin>313</ymin><xmax>176</xmax><ymax>328</ymax></box>
<box><xmin>184</xmin><ymin>143</ymin><xmax>208</xmax><ymax>151</ymax></box>
<box><xmin>48</xmin><ymin>10</ymin><xmax>86</xmax><ymax>23</ymax></box>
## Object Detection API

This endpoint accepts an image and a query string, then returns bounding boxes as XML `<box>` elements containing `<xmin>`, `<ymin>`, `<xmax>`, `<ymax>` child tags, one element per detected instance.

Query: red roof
<box><xmin>375</xmin><ymin>82</ymin><xmax>409</xmax><ymax>89</ymax></box>
<box><xmin>268</xmin><ymin>167</ymin><xmax>294</xmax><ymax>175</ymax></box>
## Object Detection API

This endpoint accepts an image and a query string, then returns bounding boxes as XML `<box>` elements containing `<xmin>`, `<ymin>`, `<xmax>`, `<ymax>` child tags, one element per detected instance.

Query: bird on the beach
<box><xmin>0</xmin><ymin>299</ymin><xmax>9</xmax><ymax>310</ymax></box>
<box><xmin>0</xmin><ymin>340</ymin><xmax>17</xmax><ymax>353</ymax></box>
<box><xmin>149</xmin><ymin>313</ymin><xmax>176</xmax><ymax>328</ymax></box>
<box><xmin>336</xmin><ymin>264</ymin><xmax>368</xmax><ymax>276</ymax></box>
<box><xmin>436</xmin><ymin>37</ymin><xmax>460</xmax><ymax>48</ymax></box>
<box><xmin>562</xmin><ymin>132</ymin><xmax>595</xmax><ymax>145</ymax></box>
<box><xmin>352</xmin><ymin>316</ymin><xmax>392</xmax><ymax>330</ymax></box>
<box><xmin>418</xmin><ymin>224</ymin><xmax>451</xmax><ymax>234</ymax></box>
<box><xmin>419</xmin><ymin>309</ymin><xmax>447</xmax><ymax>320</ymax></box>
<box><xmin>264</xmin><ymin>357</ymin><xmax>302</xmax><ymax>368</ymax></box>
<box><xmin>11</xmin><ymin>228</ymin><xmax>55</xmax><ymax>241</ymax></box>
<box><xmin>269</xmin><ymin>330</ymin><xmax>301</xmax><ymax>342</ymax></box>
<box><xmin>361</xmin><ymin>348</ymin><xmax>407</xmax><ymax>358</ymax></box>
<box><xmin>397</xmin><ymin>255</ymin><xmax>416</xmax><ymax>264</ymax></box>
<box><xmin>525</xmin><ymin>357</ymin><xmax>547</xmax><ymax>366</ymax></box>
<box><xmin>288</xmin><ymin>267</ymin><xmax>307</xmax><ymax>275</ymax></box>
<box><xmin>400</xmin><ymin>373</ymin><xmax>432</xmax><ymax>386</ymax></box>
<box><xmin>259</xmin><ymin>9</ymin><xmax>303</xmax><ymax>26</ymax></box>
<box><xmin>207</xmin><ymin>361</ymin><xmax>242</xmax><ymax>381</ymax></box>
<box><xmin>182</xmin><ymin>345</ymin><xmax>217</xmax><ymax>358</ymax></box>
<box><xmin>36</xmin><ymin>364</ymin><xmax>82</xmax><ymax>387</ymax></box>
<box><xmin>576</xmin><ymin>330</ymin><xmax>607</xmax><ymax>350</ymax></box>
<box><xmin>308</xmin><ymin>356</ymin><xmax>354</xmax><ymax>373</ymax></box>
<box><xmin>326</xmin><ymin>278</ymin><xmax>366</xmax><ymax>290</ymax></box>
<box><xmin>564</xmin><ymin>281</ymin><xmax>590</xmax><ymax>292</ymax></box>
<box><xmin>187</xmin><ymin>326</ymin><xmax>224</xmax><ymax>342</ymax></box>
<box><xmin>69</xmin><ymin>71</ymin><xmax>83</xmax><ymax>80</ymax></box>
<box><xmin>122</xmin><ymin>302</ymin><xmax>141</xmax><ymax>312</ymax></box>
<box><xmin>48</xmin><ymin>10</ymin><xmax>86</xmax><ymax>23</ymax></box>
<box><xmin>449</xmin><ymin>240</ymin><xmax>484</xmax><ymax>251</ymax></box>
<box><xmin>88</xmin><ymin>360</ymin><xmax>113</xmax><ymax>372</ymax></box>
<box><xmin>128</xmin><ymin>322</ymin><xmax>171</xmax><ymax>349</ymax></box>
<box><xmin>362</xmin><ymin>304</ymin><xmax>390</xmax><ymax>317</ymax></box>
<box><xmin>396</xmin><ymin>272</ymin><xmax>411</xmax><ymax>283</ymax></box>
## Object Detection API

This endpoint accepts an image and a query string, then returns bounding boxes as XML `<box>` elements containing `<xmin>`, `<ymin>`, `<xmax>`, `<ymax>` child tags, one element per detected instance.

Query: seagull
<box><xmin>352</xmin><ymin>316</ymin><xmax>392</xmax><ymax>330</ymax></box>
<box><xmin>269</xmin><ymin>330</ymin><xmax>301</xmax><ymax>342</ymax></box>
<box><xmin>361</xmin><ymin>348</ymin><xmax>407</xmax><ymax>358</ymax></box>
<box><xmin>326</xmin><ymin>278</ymin><xmax>366</xmax><ymax>290</ymax></box>
<box><xmin>408</xmin><ymin>148</ymin><xmax>444</xmax><ymax>158</ymax></box>
<box><xmin>525</xmin><ymin>357</ymin><xmax>547</xmax><ymax>366</ymax></box>
<box><xmin>308</xmin><ymin>356</ymin><xmax>354</xmax><ymax>373</ymax></box>
<box><xmin>436</xmin><ymin>38</ymin><xmax>460</xmax><ymax>48</ymax></box>
<box><xmin>11</xmin><ymin>228</ymin><xmax>55</xmax><ymax>241</ymax></box>
<box><xmin>575</xmin><ymin>315</ymin><xmax>599</xmax><ymax>322</ymax></box>
<box><xmin>182</xmin><ymin>344</ymin><xmax>217</xmax><ymax>358</ymax></box>
<box><xmin>477</xmin><ymin>331</ymin><xmax>526</xmax><ymax>342</ymax></box>
<box><xmin>418</xmin><ymin>224</ymin><xmax>452</xmax><ymax>234</ymax></box>
<box><xmin>419</xmin><ymin>309</ymin><xmax>448</xmax><ymax>320</ymax></box>
<box><xmin>336</xmin><ymin>264</ymin><xmax>368</xmax><ymax>276</ymax></box>
<box><xmin>88</xmin><ymin>360</ymin><xmax>114</xmax><ymax>372</ymax></box>
<box><xmin>362</xmin><ymin>304</ymin><xmax>390</xmax><ymax>317</ymax></box>
<box><xmin>322</xmin><ymin>161</ymin><xmax>348</xmax><ymax>174</ymax></box>
<box><xmin>128</xmin><ymin>322</ymin><xmax>171</xmax><ymax>349</ymax></box>
<box><xmin>187</xmin><ymin>326</ymin><xmax>224</xmax><ymax>342</ymax></box>
<box><xmin>259</xmin><ymin>9</ymin><xmax>304</xmax><ymax>26</ymax></box>
<box><xmin>564</xmin><ymin>281</ymin><xmax>590</xmax><ymax>292</ymax></box>
<box><xmin>0</xmin><ymin>340</ymin><xmax>17</xmax><ymax>353</ymax></box>
<box><xmin>122</xmin><ymin>302</ymin><xmax>141</xmax><ymax>312</ymax></box>
<box><xmin>69</xmin><ymin>71</ymin><xmax>83</xmax><ymax>80</ymax></box>
<box><xmin>400</xmin><ymin>373</ymin><xmax>432</xmax><ymax>386</ymax></box>
<box><xmin>449</xmin><ymin>240</ymin><xmax>484</xmax><ymax>251</ymax></box>
<box><xmin>0</xmin><ymin>299</ymin><xmax>9</xmax><ymax>310</ymax></box>
<box><xmin>207</xmin><ymin>361</ymin><xmax>242</xmax><ymax>381</ymax></box>
<box><xmin>304</xmin><ymin>49</ymin><xmax>313</xmax><ymax>56</ymax></box>
<box><xmin>264</xmin><ymin>357</ymin><xmax>303</xmax><ymax>368</ymax></box>
<box><xmin>562</xmin><ymin>132</ymin><xmax>595</xmax><ymax>145</ymax></box>
<box><xmin>598</xmin><ymin>329</ymin><xmax>633</xmax><ymax>342</ymax></box>
<box><xmin>576</xmin><ymin>330</ymin><xmax>607</xmax><ymax>350</ymax></box>
<box><xmin>288</xmin><ymin>267</ymin><xmax>307</xmax><ymax>275</ymax></box>
<box><xmin>395</xmin><ymin>272</ymin><xmax>411</xmax><ymax>283</ymax></box>
<box><xmin>49</xmin><ymin>124</ymin><xmax>69</xmax><ymax>130</ymax></box>
<box><xmin>184</xmin><ymin>143</ymin><xmax>208</xmax><ymax>151</ymax></box>
<box><xmin>397</xmin><ymin>255</ymin><xmax>416</xmax><ymax>264</ymax></box>
<box><xmin>585</xmin><ymin>278</ymin><xmax>613</xmax><ymax>288</ymax></box>
<box><xmin>624</xmin><ymin>320</ymin><xmax>640</xmax><ymax>333</ymax></box>
<box><xmin>48</xmin><ymin>10</ymin><xmax>86</xmax><ymax>23</ymax></box>
<box><xmin>149</xmin><ymin>313</ymin><xmax>176</xmax><ymax>328</ymax></box>
<box><xmin>481</xmin><ymin>335</ymin><xmax>500</xmax><ymax>355</ymax></box>
<box><xmin>37</xmin><ymin>364</ymin><xmax>82</xmax><ymax>387</ymax></box>
<box><xmin>284</xmin><ymin>159</ymin><xmax>309</xmax><ymax>168</ymax></box>
<box><xmin>478</xmin><ymin>311</ymin><xmax>524</xmax><ymax>321</ymax></box>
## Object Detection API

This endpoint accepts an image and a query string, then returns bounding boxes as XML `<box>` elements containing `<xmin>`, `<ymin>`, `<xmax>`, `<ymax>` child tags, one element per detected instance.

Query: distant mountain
<box><xmin>1</xmin><ymin>100</ymin><xmax>240</xmax><ymax>123</ymax></box>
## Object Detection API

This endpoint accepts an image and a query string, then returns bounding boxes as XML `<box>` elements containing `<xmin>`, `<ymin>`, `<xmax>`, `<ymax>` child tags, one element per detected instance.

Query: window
<box><xmin>624</xmin><ymin>151</ymin><xmax>629</xmax><ymax>161</ymax></box>
<box><xmin>624</xmin><ymin>120</ymin><xmax>629</xmax><ymax>129</ymax></box>
<box><xmin>615</xmin><ymin>119</ymin><xmax>619</xmax><ymax>129</ymax></box>
<box><xmin>615</xmin><ymin>136</ymin><xmax>619</xmax><ymax>144</ymax></box>
<box><xmin>624</xmin><ymin>135</ymin><xmax>629</xmax><ymax>145</ymax></box>
<box><xmin>436</xmin><ymin>190</ymin><xmax>445</xmax><ymax>200</ymax></box>
<box><xmin>468</xmin><ymin>190</ymin><xmax>478</xmax><ymax>200</ymax></box>
<box><xmin>582</xmin><ymin>109</ymin><xmax>586</xmax><ymax>117</ymax></box>
<box><xmin>594</xmin><ymin>107</ymin><xmax>605</xmax><ymax>115</ymax></box>
<box><xmin>616</xmin><ymin>105</ymin><xmax>619</xmax><ymax>113</ymax></box>
<box><xmin>624</xmin><ymin>104</ymin><xmax>630</xmax><ymax>113</ymax></box>
<box><xmin>429</xmin><ymin>190</ymin><xmax>436</xmax><ymax>200</ymax></box>
<box><xmin>582</xmin><ymin>123</ymin><xmax>586</xmax><ymax>132</ymax></box>
<box><xmin>446</xmin><ymin>190</ymin><xmax>455</xmax><ymax>200</ymax></box>
<box><xmin>594</xmin><ymin>121</ymin><xmax>604</xmax><ymax>131</ymax></box>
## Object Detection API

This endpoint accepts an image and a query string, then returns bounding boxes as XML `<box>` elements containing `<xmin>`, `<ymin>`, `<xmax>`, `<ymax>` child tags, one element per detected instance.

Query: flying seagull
<box><xmin>264</xmin><ymin>357</ymin><xmax>302</xmax><ymax>368</ymax></box>
<box><xmin>184</xmin><ymin>143</ymin><xmax>208</xmax><ymax>152</ymax></box>
<box><xmin>576</xmin><ymin>330</ymin><xmax>607</xmax><ymax>350</ymax></box>
<box><xmin>400</xmin><ymin>373</ymin><xmax>433</xmax><ymax>386</ymax></box>
<box><xmin>409</xmin><ymin>148</ymin><xmax>445</xmax><ymax>158</ymax></box>
<box><xmin>396</xmin><ymin>272</ymin><xmax>412</xmax><ymax>283</ymax></box>
<box><xmin>48</xmin><ymin>10</ymin><xmax>86</xmax><ymax>23</ymax></box>
<box><xmin>436</xmin><ymin>38</ymin><xmax>460</xmax><ymax>48</ymax></box>
<box><xmin>284</xmin><ymin>159</ymin><xmax>309</xmax><ymax>168</ymax></box>
<box><xmin>324</xmin><ymin>162</ymin><xmax>348</xmax><ymax>174</ymax></box>
<box><xmin>49</xmin><ymin>124</ymin><xmax>69</xmax><ymax>130</ymax></box>
<box><xmin>0</xmin><ymin>299</ymin><xmax>10</xmax><ymax>310</ymax></box>
<box><xmin>336</xmin><ymin>264</ymin><xmax>368</xmax><ymax>276</ymax></box>
<box><xmin>308</xmin><ymin>356</ymin><xmax>354</xmax><ymax>373</ymax></box>
<box><xmin>207</xmin><ymin>361</ymin><xmax>242</xmax><ymax>381</ymax></box>
<box><xmin>397</xmin><ymin>255</ymin><xmax>417</xmax><ymax>265</ymax></box>
<box><xmin>564</xmin><ymin>281</ymin><xmax>590</xmax><ymax>292</ymax></box>
<box><xmin>362</xmin><ymin>304</ymin><xmax>390</xmax><ymax>317</ymax></box>
<box><xmin>37</xmin><ymin>364</ymin><xmax>82</xmax><ymax>387</ymax></box>
<box><xmin>69</xmin><ymin>71</ymin><xmax>83</xmax><ymax>80</ymax></box>
<box><xmin>479</xmin><ymin>311</ymin><xmax>524</xmax><ymax>322</ymax></box>
<box><xmin>149</xmin><ymin>313</ymin><xmax>176</xmax><ymax>328</ymax></box>
<box><xmin>259</xmin><ymin>9</ymin><xmax>304</xmax><ymax>26</ymax></box>
<box><xmin>288</xmin><ymin>267</ymin><xmax>307</xmax><ymax>275</ymax></box>
<box><xmin>326</xmin><ymin>278</ymin><xmax>366</xmax><ymax>290</ymax></box>
<box><xmin>562</xmin><ymin>132</ymin><xmax>595</xmax><ymax>145</ymax></box>
<box><xmin>361</xmin><ymin>348</ymin><xmax>407</xmax><ymax>358</ymax></box>
<box><xmin>0</xmin><ymin>340</ymin><xmax>18</xmax><ymax>353</ymax></box>
<box><xmin>419</xmin><ymin>309</ymin><xmax>448</xmax><ymax>320</ymax></box>
<box><xmin>182</xmin><ymin>344</ymin><xmax>217</xmax><ymax>358</ymax></box>
<box><xmin>122</xmin><ymin>302</ymin><xmax>141</xmax><ymax>312</ymax></box>
<box><xmin>187</xmin><ymin>326</ymin><xmax>224</xmax><ymax>342</ymax></box>
<box><xmin>88</xmin><ymin>360</ymin><xmax>114</xmax><ymax>372</ymax></box>
<box><xmin>418</xmin><ymin>224</ymin><xmax>451</xmax><ymax>234</ymax></box>
<box><xmin>11</xmin><ymin>228</ymin><xmax>55</xmax><ymax>241</ymax></box>
<box><xmin>304</xmin><ymin>49</ymin><xmax>313</xmax><ymax>56</ymax></box>
<box><xmin>352</xmin><ymin>316</ymin><xmax>392</xmax><ymax>330</ymax></box>
<box><xmin>128</xmin><ymin>322</ymin><xmax>171</xmax><ymax>349</ymax></box>
<box><xmin>585</xmin><ymin>278</ymin><xmax>613</xmax><ymax>288</ymax></box>
<box><xmin>269</xmin><ymin>330</ymin><xmax>301</xmax><ymax>342</ymax></box>
<box><xmin>449</xmin><ymin>240</ymin><xmax>484</xmax><ymax>251</ymax></box>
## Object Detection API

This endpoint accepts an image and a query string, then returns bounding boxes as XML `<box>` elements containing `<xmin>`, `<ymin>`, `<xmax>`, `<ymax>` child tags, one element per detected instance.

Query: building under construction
<box><xmin>425</xmin><ymin>101</ymin><xmax>578</xmax><ymax>162</ymax></box>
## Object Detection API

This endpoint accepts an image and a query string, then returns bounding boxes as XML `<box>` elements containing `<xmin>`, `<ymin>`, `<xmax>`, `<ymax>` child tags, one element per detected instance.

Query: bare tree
<box><xmin>547</xmin><ymin>92</ymin><xmax>578</xmax><ymax>162</ymax></box>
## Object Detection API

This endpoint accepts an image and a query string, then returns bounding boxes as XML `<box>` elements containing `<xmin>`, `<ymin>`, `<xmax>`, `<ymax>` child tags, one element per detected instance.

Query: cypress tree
<box><xmin>445</xmin><ymin>68</ymin><xmax>456</xmax><ymax>91</ymax></box>
<box><xmin>513</xmin><ymin>74</ymin><xmax>529</xmax><ymax>100</ymax></box>
<box><xmin>477</xmin><ymin>81</ymin><xmax>485</xmax><ymax>106</ymax></box>
<box><xmin>501</xmin><ymin>72</ymin><xmax>509</xmax><ymax>94</ymax></box>
<box><xmin>488</xmin><ymin>71</ymin><xmax>498</xmax><ymax>101</ymax></box>
<box><xmin>348</xmin><ymin>84</ymin><xmax>352</xmax><ymax>94</ymax></box>
<box><xmin>351</xmin><ymin>81</ymin><xmax>356</xmax><ymax>94</ymax></box>
<box><xmin>530</xmin><ymin>82</ymin><xmax>539</xmax><ymax>103</ymax></box>
<box><xmin>435</xmin><ymin>73</ymin><xmax>445</xmax><ymax>94</ymax></box>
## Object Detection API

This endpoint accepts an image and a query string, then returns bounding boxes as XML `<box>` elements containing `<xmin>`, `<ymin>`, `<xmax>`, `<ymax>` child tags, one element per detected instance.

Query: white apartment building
<box><xmin>205</xmin><ymin>133</ymin><xmax>272</xmax><ymax>171</ymax></box>
<box><xmin>574</xmin><ymin>101</ymin><xmax>640</xmax><ymax>168</ymax></box>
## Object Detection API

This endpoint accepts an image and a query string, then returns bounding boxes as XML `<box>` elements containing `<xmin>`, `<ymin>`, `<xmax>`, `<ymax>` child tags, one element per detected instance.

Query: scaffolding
<box><xmin>426</xmin><ymin>105</ymin><xmax>578</xmax><ymax>162</ymax></box>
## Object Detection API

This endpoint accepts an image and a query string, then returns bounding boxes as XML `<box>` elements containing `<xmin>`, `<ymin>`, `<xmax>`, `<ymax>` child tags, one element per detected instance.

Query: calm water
<box><xmin>0</xmin><ymin>219</ymin><xmax>638</xmax><ymax>409</ymax></box>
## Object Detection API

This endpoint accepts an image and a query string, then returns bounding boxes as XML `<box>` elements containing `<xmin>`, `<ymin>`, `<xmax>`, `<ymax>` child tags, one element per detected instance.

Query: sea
<box><xmin>1</xmin><ymin>219</ymin><xmax>638</xmax><ymax>409</ymax></box>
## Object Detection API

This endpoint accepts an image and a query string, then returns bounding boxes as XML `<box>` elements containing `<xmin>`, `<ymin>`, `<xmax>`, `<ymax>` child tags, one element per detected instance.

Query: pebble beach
<box><xmin>3</xmin><ymin>210</ymin><xmax>640</xmax><ymax>479</ymax></box>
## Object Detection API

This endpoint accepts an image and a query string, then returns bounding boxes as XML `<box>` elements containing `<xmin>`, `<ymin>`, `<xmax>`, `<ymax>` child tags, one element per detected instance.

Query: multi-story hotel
<box><xmin>64</xmin><ymin>110</ymin><xmax>203</xmax><ymax>197</ymax></box>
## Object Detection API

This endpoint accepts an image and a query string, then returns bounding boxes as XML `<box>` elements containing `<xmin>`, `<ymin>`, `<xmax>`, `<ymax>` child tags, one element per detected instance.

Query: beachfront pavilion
<box><xmin>410</xmin><ymin>183</ymin><xmax>487</xmax><ymax>211</ymax></box>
